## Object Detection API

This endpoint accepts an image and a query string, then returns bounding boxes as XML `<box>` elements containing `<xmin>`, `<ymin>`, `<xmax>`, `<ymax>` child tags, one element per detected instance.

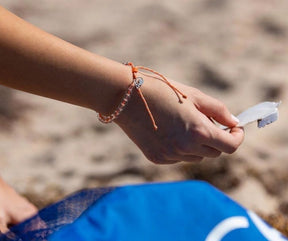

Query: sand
<box><xmin>0</xmin><ymin>0</ymin><xmax>288</xmax><ymax>220</ymax></box>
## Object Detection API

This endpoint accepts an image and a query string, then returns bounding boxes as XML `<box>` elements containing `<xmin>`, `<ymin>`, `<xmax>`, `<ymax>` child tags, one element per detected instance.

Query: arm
<box><xmin>0</xmin><ymin>6</ymin><xmax>131</xmax><ymax>115</ymax></box>
<box><xmin>0</xmin><ymin>6</ymin><xmax>244</xmax><ymax>164</ymax></box>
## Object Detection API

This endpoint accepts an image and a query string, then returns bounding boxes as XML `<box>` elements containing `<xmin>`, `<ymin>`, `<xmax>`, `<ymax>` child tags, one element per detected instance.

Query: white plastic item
<box><xmin>220</xmin><ymin>101</ymin><xmax>281</xmax><ymax>130</ymax></box>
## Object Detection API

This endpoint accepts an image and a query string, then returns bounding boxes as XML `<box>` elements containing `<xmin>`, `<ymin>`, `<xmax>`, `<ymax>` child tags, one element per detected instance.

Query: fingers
<box><xmin>167</xmin><ymin>127</ymin><xmax>242</xmax><ymax>162</ymax></box>
<box><xmin>147</xmin><ymin>150</ymin><xmax>205</xmax><ymax>164</ymax></box>
<box><xmin>199</xmin><ymin>145</ymin><xmax>222</xmax><ymax>158</ymax></box>
<box><xmin>164</xmin><ymin>143</ymin><xmax>220</xmax><ymax>163</ymax></box>
<box><xmin>147</xmin><ymin>124</ymin><xmax>243</xmax><ymax>164</ymax></box>
<box><xmin>176</xmin><ymin>143</ymin><xmax>221</xmax><ymax>158</ymax></box>
<box><xmin>192</xmin><ymin>92</ymin><xmax>244</xmax><ymax>154</ymax></box>
<box><xmin>208</xmin><ymin>126</ymin><xmax>244</xmax><ymax>154</ymax></box>
<box><xmin>0</xmin><ymin>211</ymin><xmax>9</xmax><ymax>233</ymax></box>
<box><xmin>194</xmin><ymin>91</ymin><xmax>238</xmax><ymax>127</ymax></box>
<box><xmin>168</xmin><ymin>155</ymin><xmax>204</xmax><ymax>163</ymax></box>
<box><xmin>0</xmin><ymin>221</ymin><xmax>8</xmax><ymax>233</ymax></box>
<box><xmin>9</xmin><ymin>200</ymin><xmax>37</xmax><ymax>224</ymax></box>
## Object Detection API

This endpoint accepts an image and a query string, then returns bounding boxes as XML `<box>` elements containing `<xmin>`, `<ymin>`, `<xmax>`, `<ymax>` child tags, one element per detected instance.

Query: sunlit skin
<box><xmin>0</xmin><ymin>5</ymin><xmax>244</xmax><ymax>229</ymax></box>
<box><xmin>0</xmin><ymin>178</ymin><xmax>37</xmax><ymax>233</ymax></box>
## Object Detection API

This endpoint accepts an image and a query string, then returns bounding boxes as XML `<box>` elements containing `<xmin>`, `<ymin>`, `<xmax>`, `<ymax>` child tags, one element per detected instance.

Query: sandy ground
<box><xmin>0</xmin><ymin>0</ymin><xmax>288</xmax><ymax>222</ymax></box>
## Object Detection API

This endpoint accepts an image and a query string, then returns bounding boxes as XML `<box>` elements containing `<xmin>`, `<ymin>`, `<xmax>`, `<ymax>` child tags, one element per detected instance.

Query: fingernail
<box><xmin>231</xmin><ymin>114</ymin><xmax>239</xmax><ymax>123</ymax></box>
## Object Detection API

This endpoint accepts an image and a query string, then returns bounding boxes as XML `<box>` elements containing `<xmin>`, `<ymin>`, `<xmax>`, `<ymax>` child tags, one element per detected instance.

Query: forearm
<box><xmin>0</xmin><ymin>6</ymin><xmax>244</xmax><ymax>164</ymax></box>
<box><xmin>0</xmin><ymin>6</ymin><xmax>131</xmax><ymax>114</ymax></box>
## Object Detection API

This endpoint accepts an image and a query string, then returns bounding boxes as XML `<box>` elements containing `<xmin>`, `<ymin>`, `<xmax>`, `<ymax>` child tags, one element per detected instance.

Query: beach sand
<box><xmin>0</xmin><ymin>0</ymin><xmax>288</xmax><ymax>229</ymax></box>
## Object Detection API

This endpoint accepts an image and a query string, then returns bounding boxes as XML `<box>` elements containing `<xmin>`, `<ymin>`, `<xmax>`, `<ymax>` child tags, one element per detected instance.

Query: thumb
<box><xmin>9</xmin><ymin>202</ymin><xmax>37</xmax><ymax>225</ymax></box>
<box><xmin>0</xmin><ymin>216</ymin><xmax>9</xmax><ymax>233</ymax></box>
<box><xmin>194</xmin><ymin>91</ymin><xmax>238</xmax><ymax>127</ymax></box>
<box><xmin>0</xmin><ymin>223</ymin><xmax>8</xmax><ymax>233</ymax></box>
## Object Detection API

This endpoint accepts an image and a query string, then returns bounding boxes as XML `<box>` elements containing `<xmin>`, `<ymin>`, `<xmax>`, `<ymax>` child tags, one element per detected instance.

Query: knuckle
<box><xmin>194</xmin><ymin>156</ymin><xmax>204</xmax><ymax>162</ymax></box>
<box><xmin>226</xmin><ymin>143</ymin><xmax>238</xmax><ymax>154</ymax></box>
<box><xmin>0</xmin><ymin>211</ymin><xmax>6</xmax><ymax>221</ymax></box>
<box><xmin>217</xmin><ymin>102</ymin><xmax>226</xmax><ymax>113</ymax></box>
<box><xmin>182</xmin><ymin>156</ymin><xmax>203</xmax><ymax>162</ymax></box>
<box><xmin>193</xmin><ymin>126</ymin><xmax>208</xmax><ymax>140</ymax></box>
<box><xmin>175</xmin><ymin>141</ymin><xmax>190</xmax><ymax>154</ymax></box>
<box><xmin>197</xmin><ymin>126</ymin><xmax>212</xmax><ymax>141</ymax></box>
<box><xmin>209</xmin><ymin>151</ymin><xmax>221</xmax><ymax>158</ymax></box>
<box><xmin>146</xmin><ymin>152</ymin><xmax>167</xmax><ymax>164</ymax></box>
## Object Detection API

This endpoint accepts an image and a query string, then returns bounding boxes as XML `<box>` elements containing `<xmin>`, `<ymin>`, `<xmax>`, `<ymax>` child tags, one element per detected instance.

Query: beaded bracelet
<box><xmin>98</xmin><ymin>62</ymin><xmax>187</xmax><ymax>130</ymax></box>
<box><xmin>97</xmin><ymin>76</ymin><xmax>143</xmax><ymax>124</ymax></box>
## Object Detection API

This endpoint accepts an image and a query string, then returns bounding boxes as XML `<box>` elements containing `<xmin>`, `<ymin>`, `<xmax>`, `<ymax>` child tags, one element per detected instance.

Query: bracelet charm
<box><xmin>97</xmin><ymin>62</ymin><xmax>187</xmax><ymax>130</ymax></box>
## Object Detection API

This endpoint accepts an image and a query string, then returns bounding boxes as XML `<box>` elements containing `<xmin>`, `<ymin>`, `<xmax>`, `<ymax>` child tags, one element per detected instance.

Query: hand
<box><xmin>0</xmin><ymin>179</ymin><xmax>37</xmax><ymax>233</ymax></box>
<box><xmin>115</xmin><ymin>74</ymin><xmax>244</xmax><ymax>164</ymax></box>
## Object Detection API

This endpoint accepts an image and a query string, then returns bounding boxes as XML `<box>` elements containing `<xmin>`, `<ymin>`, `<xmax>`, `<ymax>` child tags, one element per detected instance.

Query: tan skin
<box><xmin>0</xmin><ymin>178</ymin><xmax>37</xmax><ymax>233</ymax></box>
<box><xmin>0</xmin><ymin>6</ymin><xmax>244</xmax><ymax>229</ymax></box>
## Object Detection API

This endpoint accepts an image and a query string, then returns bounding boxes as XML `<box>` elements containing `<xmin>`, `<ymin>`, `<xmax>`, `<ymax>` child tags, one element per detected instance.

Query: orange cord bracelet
<box><xmin>98</xmin><ymin>62</ymin><xmax>187</xmax><ymax>130</ymax></box>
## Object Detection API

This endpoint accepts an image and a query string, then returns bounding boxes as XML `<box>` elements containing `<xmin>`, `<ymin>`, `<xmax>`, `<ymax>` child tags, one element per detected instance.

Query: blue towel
<box><xmin>1</xmin><ymin>181</ymin><xmax>286</xmax><ymax>241</ymax></box>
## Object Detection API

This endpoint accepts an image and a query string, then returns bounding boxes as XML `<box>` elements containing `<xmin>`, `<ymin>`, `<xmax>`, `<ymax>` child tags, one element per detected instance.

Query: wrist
<box><xmin>114</xmin><ymin>66</ymin><xmax>187</xmax><ymax>130</ymax></box>
<box><xmin>88</xmin><ymin>59</ymin><xmax>133</xmax><ymax>115</ymax></box>
<box><xmin>114</xmin><ymin>73</ymin><xmax>163</xmax><ymax>129</ymax></box>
